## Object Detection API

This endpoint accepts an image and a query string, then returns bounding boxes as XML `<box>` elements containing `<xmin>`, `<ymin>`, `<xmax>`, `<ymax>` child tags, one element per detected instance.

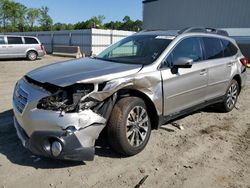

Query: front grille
<box><xmin>13</xmin><ymin>85</ymin><xmax>28</xmax><ymax>113</ymax></box>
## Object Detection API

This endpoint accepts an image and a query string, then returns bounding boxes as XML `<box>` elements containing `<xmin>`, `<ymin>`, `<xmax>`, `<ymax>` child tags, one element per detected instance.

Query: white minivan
<box><xmin>0</xmin><ymin>35</ymin><xmax>45</xmax><ymax>60</ymax></box>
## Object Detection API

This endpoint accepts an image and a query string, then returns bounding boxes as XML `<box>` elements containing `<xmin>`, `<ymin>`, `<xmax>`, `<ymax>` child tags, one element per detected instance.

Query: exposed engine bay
<box><xmin>37</xmin><ymin>83</ymin><xmax>95</xmax><ymax>112</ymax></box>
<box><xmin>25</xmin><ymin>76</ymin><xmax>106</xmax><ymax>113</ymax></box>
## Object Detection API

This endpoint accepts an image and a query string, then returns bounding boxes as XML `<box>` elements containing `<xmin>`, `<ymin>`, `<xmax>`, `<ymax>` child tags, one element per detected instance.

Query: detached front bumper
<box><xmin>14</xmin><ymin>117</ymin><xmax>99</xmax><ymax>161</ymax></box>
<box><xmin>12</xmin><ymin>78</ymin><xmax>106</xmax><ymax>161</ymax></box>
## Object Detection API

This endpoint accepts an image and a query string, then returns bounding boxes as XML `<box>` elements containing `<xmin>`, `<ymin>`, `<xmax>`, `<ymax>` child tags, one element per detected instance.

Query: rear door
<box><xmin>24</xmin><ymin>37</ymin><xmax>39</xmax><ymax>49</ymax></box>
<box><xmin>161</xmin><ymin>37</ymin><xmax>209</xmax><ymax>116</ymax></box>
<box><xmin>203</xmin><ymin>37</ymin><xmax>233</xmax><ymax>100</ymax></box>
<box><xmin>6</xmin><ymin>36</ymin><xmax>25</xmax><ymax>57</ymax></box>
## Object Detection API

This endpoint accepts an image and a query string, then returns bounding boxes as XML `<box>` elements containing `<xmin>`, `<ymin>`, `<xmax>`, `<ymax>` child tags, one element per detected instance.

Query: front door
<box><xmin>161</xmin><ymin>37</ymin><xmax>209</xmax><ymax>116</ymax></box>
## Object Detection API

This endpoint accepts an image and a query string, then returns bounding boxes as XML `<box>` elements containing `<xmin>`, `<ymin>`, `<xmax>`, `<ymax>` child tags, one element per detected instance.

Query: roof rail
<box><xmin>178</xmin><ymin>27</ymin><xmax>229</xmax><ymax>36</ymax></box>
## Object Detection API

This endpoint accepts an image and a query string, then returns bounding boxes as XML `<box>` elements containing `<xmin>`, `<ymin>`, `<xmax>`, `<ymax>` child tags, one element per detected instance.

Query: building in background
<box><xmin>142</xmin><ymin>0</ymin><xmax>250</xmax><ymax>59</ymax></box>
<box><xmin>143</xmin><ymin>0</ymin><xmax>250</xmax><ymax>30</ymax></box>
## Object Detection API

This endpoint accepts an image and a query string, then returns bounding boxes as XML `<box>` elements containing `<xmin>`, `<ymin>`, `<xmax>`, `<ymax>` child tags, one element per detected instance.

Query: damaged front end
<box><xmin>13</xmin><ymin>76</ymin><xmax>118</xmax><ymax>161</ymax></box>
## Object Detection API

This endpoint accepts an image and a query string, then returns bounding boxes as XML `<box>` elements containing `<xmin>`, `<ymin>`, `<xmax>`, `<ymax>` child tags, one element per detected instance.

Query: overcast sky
<box><xmin>17</xmin><ymin>0</ymin><xmax>143</xmax><ymax>23</ymax></box>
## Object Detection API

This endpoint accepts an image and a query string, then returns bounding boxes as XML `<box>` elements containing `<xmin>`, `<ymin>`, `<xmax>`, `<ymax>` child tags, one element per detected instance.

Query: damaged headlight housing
<box><xmin>37</xmin><ymin>83</ymin><xmax>95</xmax><ymax>112</ymax></box>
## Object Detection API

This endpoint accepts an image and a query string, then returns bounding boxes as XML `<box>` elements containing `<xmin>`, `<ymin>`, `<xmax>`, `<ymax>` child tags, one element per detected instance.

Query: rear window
<box><xmin>7</xmin><ymin>37</ymin><xmax>23</xmax><ymax>44</ymax></box>
<box><xmin>221</xmin><ymin>39</ymin><xmax>238</xmax><ymax>57</ymax></box>
<box><xmin>203</xmin><ymin>37</ymin><xmax>224</xmax><ymax>60</ymax></box>
<box><xmin>24</xmin><ymin>37</ymin><xmax>39</xmax><ymax>44</ymax></box>
<box><xmin>0</xmin><ymin>37</ymin><xmax>5</xmax><ymax>44</ymax></box>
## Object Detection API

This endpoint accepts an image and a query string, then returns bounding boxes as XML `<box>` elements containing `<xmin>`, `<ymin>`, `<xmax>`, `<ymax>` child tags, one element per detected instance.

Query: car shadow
<box><xmin>160</xmin><ymin>105</ymin><xmax>226</xmax><ymax>132</ymax></box>
<box><xmin>95</xmin><ymin>129</ymin><xmax>124</xmax><ymax>159</ymax></box>
<box><xmin>0</xmin><ymin>109</ymin><xmax>84</xmax><ymax>169</ymax></box>
<box><xmin>0</xmin><ymin>105</ymin><xmax>226</xmax><ymax>168</ymax></box>
<box><xmin>0</xmin><ymin>58</ymin><xmax>43</xmax><ymax>62</ymax></box>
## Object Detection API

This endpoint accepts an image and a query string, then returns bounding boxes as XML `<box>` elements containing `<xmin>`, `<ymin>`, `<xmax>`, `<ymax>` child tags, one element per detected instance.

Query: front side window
<box><xmin>221</xmin><ymin>39</ymin><xmax>238</xmax><ymax>57</ymax></box>
<box><xmin>25</xmin><ymin>37</ymin><xmax>39</xmax><ymax>44</ymax></box>
<box><xmin>203</xmin><ymin>37</ymin><xmax>224</xmax><ymax>60</ymax></box>
<box><xmin>0</xmin><ymin>37</ymin><xmax>5</xmax><ymax>44</ymax></box>
<box><xmin>165</xmin><ymin>37</ymin><xmax>203</xmax><ymax>67</ymax></box>
<box><xmin>96</xmin><ymin>35</ymin><xmax>172</xmax><ymax>65</ymax></box>
<box><xmin>7</xmin><ymin>37</ymin><xmax>23</xmax><ymax>44</ymax></box>
<box><xmin>108</xmin><ymin>41</ymin><xmax>138</xmax><ymax>58</ymax></box>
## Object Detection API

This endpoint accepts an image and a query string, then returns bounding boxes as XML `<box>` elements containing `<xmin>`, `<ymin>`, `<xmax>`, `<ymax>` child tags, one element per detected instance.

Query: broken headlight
<box><xmin>37</xmin><ymin>84</ymin><xmax>94</xmax><ymax>112</ymax></box>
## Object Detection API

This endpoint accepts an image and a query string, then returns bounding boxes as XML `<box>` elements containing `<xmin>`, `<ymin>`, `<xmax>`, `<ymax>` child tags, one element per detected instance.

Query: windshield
<box><xmin>96</xmin><ymin>35</ymin><xmax>172</xmax><ymax>65</ymax></box>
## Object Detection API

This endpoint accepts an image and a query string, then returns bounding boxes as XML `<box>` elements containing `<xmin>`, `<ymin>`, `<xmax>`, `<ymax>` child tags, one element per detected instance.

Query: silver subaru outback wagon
<box><xmin>12</xmin><ymin>28</ymin><xmax>247</xmax><ymax>161</ymax></box>
<box><xmin>0</xmin><ymin>35</ymin><xmax>45</xmax><ymax>60</ymax></box>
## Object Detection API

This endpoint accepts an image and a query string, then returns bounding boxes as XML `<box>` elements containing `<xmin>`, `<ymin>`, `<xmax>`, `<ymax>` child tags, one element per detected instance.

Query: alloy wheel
<box><xmin>126</xmin><ymin>106</ymin><xmax>149</xmax><ymax>147</ymax></box>
<box><xmin>226</xmin><ymin>83</ymin><xmax>238</xmax><ymax>109</ymax></box>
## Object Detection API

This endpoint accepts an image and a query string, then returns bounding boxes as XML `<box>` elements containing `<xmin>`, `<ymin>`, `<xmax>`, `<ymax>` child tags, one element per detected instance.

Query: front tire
<box><xmin>219</xmin><ymin>79</ymin><xmax>239</xmax><ymax>112</ymax></box>
<box><xmin>107</xmin><ymin>97</ymin><xmax>151</xmax><ymax>156</ymax></box>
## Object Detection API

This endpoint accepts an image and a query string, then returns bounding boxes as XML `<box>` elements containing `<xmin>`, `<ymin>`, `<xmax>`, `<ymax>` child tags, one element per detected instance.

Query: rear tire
<box><xmin>27</xmin><ymin>51</ymin><xmax>38</xmax><ymax>61</ymax></box>
<box><xmin>219</xmin><ymin>79</ymin><xmax>239</xmax><ymax>112</ymax></box>
<box><xmin>107</xmin><ymin>97</ymin><xmax>151</xmax><ymax>156</ymax></box>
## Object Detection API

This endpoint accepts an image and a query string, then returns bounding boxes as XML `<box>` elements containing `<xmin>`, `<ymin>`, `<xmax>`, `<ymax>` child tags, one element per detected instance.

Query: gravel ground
<box><xmin>0</xmin><ymin>56</ymin><xmax>249</xmax><ymax>188</ymax></box>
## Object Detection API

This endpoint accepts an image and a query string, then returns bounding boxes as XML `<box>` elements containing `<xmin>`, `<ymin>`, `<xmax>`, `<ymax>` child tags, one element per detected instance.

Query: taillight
<box><xmin>240</xmin><ymin>57</ymin><xmax>248</xmax><ymax>66</ymax></box>
<box><xmin>40</xmin><ymin>44</ymin><xmax>45</xmax><ymax>51</ymax></box>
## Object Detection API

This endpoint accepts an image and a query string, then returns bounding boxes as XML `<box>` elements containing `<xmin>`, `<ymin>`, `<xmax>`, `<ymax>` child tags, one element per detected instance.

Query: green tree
<box><xmin>0</xmin><ymin>0</ymin><xmax>27</xmax><ymax>32</ymax></box>
<box><xmin>27</xmin><ymin>8</ymin><xmax>40</xmax><ymax>31</ymax></box>
<box><xmin>133</xmin><ymin>19</ymin><xmax>143</xmax><ymax>31</ymax></box>
<box><xmin>121</xmin><ymin>16</ymin><xmax>134</xmax><ymax>31</ymax></box>
<box><xmin>39</xmin><ymin>6</ymin><xmax>53</xmax><ymax>31</ymax></box>
<box><xmin>15</xmin><ymin>3</ymin><xmax>27</xmax><ymax>32</ymax></box>
<box><xmin>74</xmin><ymin>21</ymin><xmax>86</xmax><ymax>30</ymax></box>
<box><xmin>66</xmin><ymin>24</ymin><xmax>74</xmax><ymax>30</ymax></box>
<box><xmin>104</xmin><ymin>21</ymin><xmax>122</xmax><ymax>30</ymax></box>
<box><xmin>0</xmin><ymin>0</ymin><xmax>13</xmax><ymax>30</ymax></box>
<box><xmin>0</xmin><ymin>0</ymin><xmax>142</xmax><ymax>32</ymax></box>
<box><xmin>86</xmin><ymin>15</ymin><xmax>105</xmax><ymax>28</ymax></box>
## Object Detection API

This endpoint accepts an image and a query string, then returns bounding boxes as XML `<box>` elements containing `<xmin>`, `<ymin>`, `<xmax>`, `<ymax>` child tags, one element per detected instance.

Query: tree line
<box><xmin>0</xmin><ymin>0</ymin><xmax>142</xmax><ymax>32</ymax></box>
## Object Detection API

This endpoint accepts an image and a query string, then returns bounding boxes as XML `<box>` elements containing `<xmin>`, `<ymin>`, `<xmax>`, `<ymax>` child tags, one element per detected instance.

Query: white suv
<box><xmin>12</xmin><ymin>28</ymin><xmax>247</xmax><ymax>161</ymax></box>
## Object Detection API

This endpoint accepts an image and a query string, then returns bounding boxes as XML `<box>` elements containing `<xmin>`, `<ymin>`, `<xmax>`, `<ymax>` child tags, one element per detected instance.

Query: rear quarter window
<box><xmin>221</xmin><ymin>39</ymin><xmax>238</xmax><ymax>57</ymax></box>
<box><xmin>7</xmin><ymin>37</ymin><xmax>23</xmax><ymax>44</ymax></box>
<box><xmin>24</xmin><ymin>37</ymin><xmax>39</xmax><ymax>44</ymax></box>
<box><xmin>203</xmin><ymin>37</ymin><xmax>224</xmax><ymax>60</ymax></box>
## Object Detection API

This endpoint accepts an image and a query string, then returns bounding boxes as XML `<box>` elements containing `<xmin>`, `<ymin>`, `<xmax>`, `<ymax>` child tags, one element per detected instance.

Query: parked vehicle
<box><xmin>0</xmin><ymin>35</ymin><xmax>45</xmax><ymax>60</ymax></box>
<box><xmin>12</xmin><ymin>27</ymin><xmax>247</xmax><ymax>161</ymax></box>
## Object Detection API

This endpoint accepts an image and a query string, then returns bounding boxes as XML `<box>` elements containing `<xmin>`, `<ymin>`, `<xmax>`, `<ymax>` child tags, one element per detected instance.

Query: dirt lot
<box><xmin>0</xmin><ymin>55</ymin><xmax>250</xmax><ymax>188</ymax></box>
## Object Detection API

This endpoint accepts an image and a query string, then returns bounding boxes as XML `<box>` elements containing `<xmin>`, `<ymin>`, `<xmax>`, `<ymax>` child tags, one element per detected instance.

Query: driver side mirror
<box><xmin>173</xmin><ymin>57</ymin><xmax>193</xmax><ymax>68</ymax></box>
<box><xmin>171</xmin><ymin>57</ymin><xmax>193</xmax><ymax>74</ymax></box>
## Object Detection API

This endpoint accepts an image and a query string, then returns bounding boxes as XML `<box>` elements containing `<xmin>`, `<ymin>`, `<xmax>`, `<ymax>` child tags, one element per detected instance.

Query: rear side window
<box><xmin>165</xmin><ymin>37</ymin><xmax>203</xmax><ymax>67</ymax></box>
<box><xmin>7</xmin><ymin>37</ymin><xmax>23</xmax><ymax>44</ymax></box>
<box><xmin>24</xmin><ymin>37</ymin><xmax>39</xmax><ymax>44</ymax></box>
<box><xmin>221</xmin><ymin>39</ymin><xmax>238</xmax><ymax>57</ymax></box>
<box><xmin>203</xmin><ymin>37</ymin><xmax>224</xmax><ymax>60</ymax></box>
<box><xmin>0</xmin><ymin>37</ymin><xmax>5</xmax><ymax>44</ymax></box>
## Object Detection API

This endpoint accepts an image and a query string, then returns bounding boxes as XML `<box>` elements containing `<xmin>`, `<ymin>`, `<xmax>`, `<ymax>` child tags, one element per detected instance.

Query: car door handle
<box><xmin>200</xmin><ymin>69</ymin><xmax>207</xmax><ymax>75</ymax></box>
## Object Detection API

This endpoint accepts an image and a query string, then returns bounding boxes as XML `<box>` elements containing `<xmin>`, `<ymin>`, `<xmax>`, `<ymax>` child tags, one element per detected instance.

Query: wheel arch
<box><xmin>117</xmin><ymin>88</ymin><xmax>160</xmax><ymax>130</ymax></box>
<box><xmin>232</xmin><ymin>74</ymin><xmax>242</xmax><ymax>93</ymax></box>
<box><xmin>26</xmin><ymin>49</ymin><xmax>38</xmax><ymax>56</ymax></box>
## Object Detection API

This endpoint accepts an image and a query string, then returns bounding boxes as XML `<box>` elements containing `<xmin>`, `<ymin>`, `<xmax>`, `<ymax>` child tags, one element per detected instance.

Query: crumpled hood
<box><xmin>27</xmin><ymin>58</ymin><xmax>142</xmax><ymax>87</ymax></box>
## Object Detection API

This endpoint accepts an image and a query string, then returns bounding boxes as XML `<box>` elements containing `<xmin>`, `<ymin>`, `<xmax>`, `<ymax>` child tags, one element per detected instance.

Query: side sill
<box><xmin>161</xmin><ymin>96</ymin><xmax>224</xmax><ymax>126</ymax></box>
